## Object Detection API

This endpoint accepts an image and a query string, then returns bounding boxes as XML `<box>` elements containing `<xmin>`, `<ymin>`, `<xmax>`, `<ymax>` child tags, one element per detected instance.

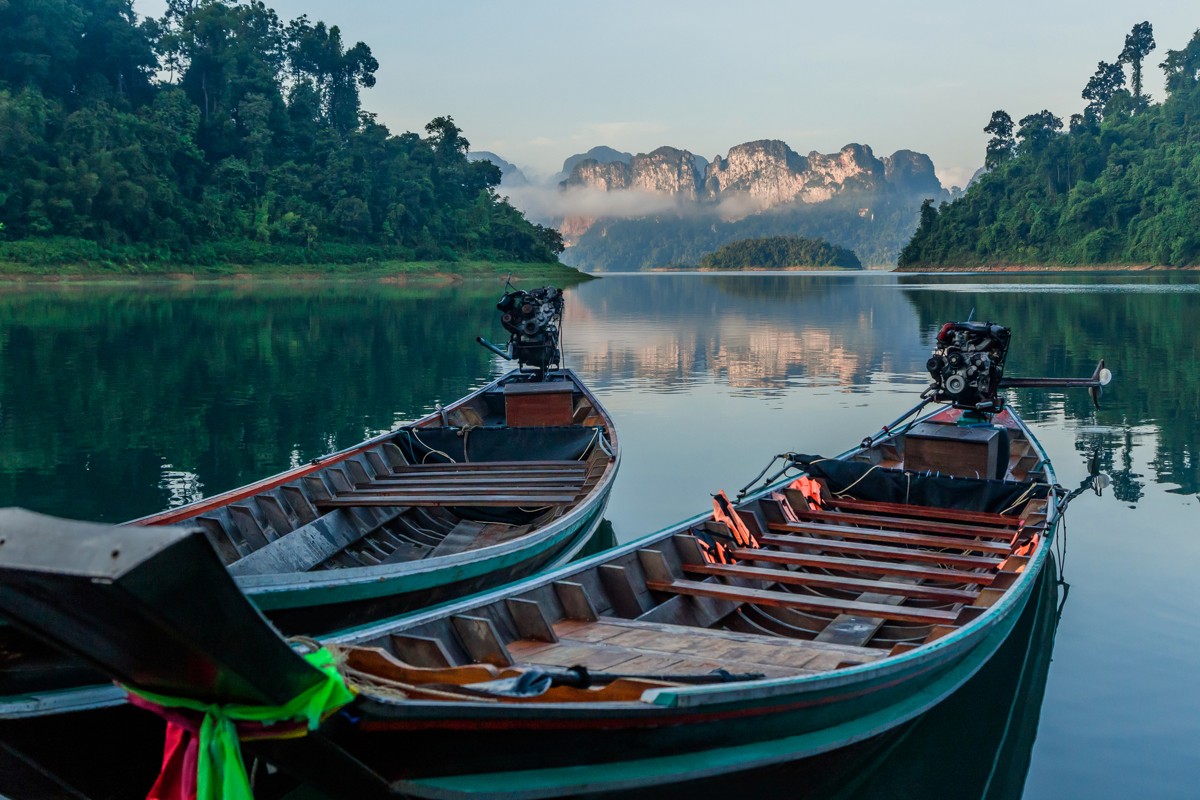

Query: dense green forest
<box><xmin>901</xmin><ymin>22</ymin><xmax>1200</xmax><ymax>268</ymax></box>
<box><xmin>0</xmin><ymin>0</ymin><xmax>564</xmax><ymax>270</ymax></box>
<box><xmin>567</xmin><ymin>193</ymin><xmax>935</xmax><ymax>271</ymax></box>
<box><xmin>696</xmin><ymin>236</ymin><xmax>862</xmax><ymax>270</ymax></box>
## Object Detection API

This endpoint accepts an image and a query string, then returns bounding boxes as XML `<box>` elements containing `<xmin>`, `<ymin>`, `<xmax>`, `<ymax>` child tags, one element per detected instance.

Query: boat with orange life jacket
<box><xmin>0</xmin><ymin>320</ymin><xmax>1108</xmax><ymax>798</ymax></box>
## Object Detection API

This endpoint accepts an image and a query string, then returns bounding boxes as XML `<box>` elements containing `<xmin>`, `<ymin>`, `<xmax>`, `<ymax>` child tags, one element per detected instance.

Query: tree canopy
<box><xmin>697</xmin><ymin>236</ymin><xmax>862</xmax><ymax>270</ymax></box>
<box><xmin>900</xmin><ymin>21</ymin><xmax>1200</xmax><ymax>269</ymax></box>
<box><xmin>0</xmin><ymin>0</ymin><xmax>562</xmax><ymax>266</ymax></box>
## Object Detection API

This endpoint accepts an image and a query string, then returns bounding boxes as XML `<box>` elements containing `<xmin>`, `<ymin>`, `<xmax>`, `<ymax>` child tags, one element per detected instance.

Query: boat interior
<box><xmin>340</xmin><ymin>407</ymin><xmax>1054</xmax><ymax>705</ymax></box>
<box><xmin>164</xmin><ymin>371</ymin><xmax>615</xmax><ymax>576</ymax></box>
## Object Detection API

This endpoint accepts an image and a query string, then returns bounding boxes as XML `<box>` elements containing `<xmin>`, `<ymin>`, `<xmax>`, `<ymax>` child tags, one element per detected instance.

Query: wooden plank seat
<box><xmin>755</xmin><ymin>533</ymin><xmax>1004</xmax><ymax>570</ymax></box>
<box><xmin>316</xmin><ymin>493</ymin><xmax>577</xmax><ymax>509</ymax></box>
<box><xmin>341</xmin><ymin>484</ymin><xmax>585</xmax><ymax>496</ymax></box>
<box><xmin>766</xmin><ymin>521</ymin><xmax>1014</xmax><ymax>555</ymax></box>
<box><xmin>363</xmin><ymin>475</ymin><xmax>587</xmax><ymax>486</ymax></box>
<box><xmin>681</xmin><ymin>562</ymin><xmax>980</xmax><ymax>604</ymax></box>
<box><xmin>825</xmin><ymin>497</ymin><xmax>1021</xmax><ymax>528</ymax></box>
<box><xmin>727</xmin><ymin>548</ymin><xmax>998</xmax><ymax>586</ymax></box>
<box><xmin>388</xmin><ymin>460</ymin><xmax>588</xmax><ymax>473</ymax></box>
<box><xmin>644</xmin><ymin>579</ymin><xmax>959</xmax><ymax>625</ymax></box>
<box><xmin>786</xmin><ymin>504</ymin><xmax>1018</xmax><ymax>541</ymax></box>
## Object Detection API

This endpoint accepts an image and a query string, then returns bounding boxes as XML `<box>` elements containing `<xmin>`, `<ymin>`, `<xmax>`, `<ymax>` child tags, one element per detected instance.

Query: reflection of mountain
<box><xmin>899</xmin><ymin>276</ymin><xmax>1200</xmax><ymax>495</ymax></box>
<box><xmin>0</xmin><ymin>285</ymin><xmax>506</xmax><ymax>521</ymax></box>
<box><xmin>565</xmin><ymin>275</ymin><xmax>929</xmax><ymax>392</ymax></box>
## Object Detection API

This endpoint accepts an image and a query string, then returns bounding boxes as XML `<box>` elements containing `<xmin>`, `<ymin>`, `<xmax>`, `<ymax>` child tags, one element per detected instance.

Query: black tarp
<box><xmin>396</xmin><ymin>425</ymin><xmax>601</xmax><ymax>465</ymax></box>
<box><xmin>794</xmin><ymin>456</ymin><xmax>1050</xmax><ymax>514</ymax></box>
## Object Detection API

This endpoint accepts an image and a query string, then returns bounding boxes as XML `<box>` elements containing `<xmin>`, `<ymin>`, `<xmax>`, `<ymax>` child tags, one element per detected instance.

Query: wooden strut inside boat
<box><xmin>0</xmin><ymin>319</ymin><xmax>1085</xmax><ymax>796</ymax></box>
<box><xmin>0</xmin><ymin>393</ymin><xmax>1062</xmax><ymax>798</ymax></box>
<box><xmin>310</xmin><ymin>406</ymin><xmax>1047</xmax><ymax>702</ymax></box>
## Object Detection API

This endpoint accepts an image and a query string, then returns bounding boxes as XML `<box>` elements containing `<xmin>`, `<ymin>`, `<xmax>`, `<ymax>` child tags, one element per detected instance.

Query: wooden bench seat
<box><xmin>756</xmin><ymin>533</ymin><xmax>1004</xmax><ymax>570</ymax></box>
<box><xmin>681</xmin><ymin>562</ymin><xmax>980</xmax><ymax>603</ymax></box>
<box><xmin>787</xmin><ymin>506</ymin><xmax>1018</xmax><ymax>541</ymax></box>
<box><xmin>645</xmin><ymin>579</ymin><xmax>960</xmax><ymax>625</ymax></box>
<box><xmin>766</xmin><ymin>521</ymin><xmax>1014</xmax><ymax>554</ymax></box>
<box><xmin>727</xmin><ymin>547</ymin><xmax>998</xmax><ymax>585</ymax></box>
<box><xmin>824</xmin><ymin>497</ymin><xmax>1021</xmax><ymax>528</ymax></box>
<box><xmin>316</xmin><ymin>493</ymin><xmax>577</xmax><ymax>508</ymax></box>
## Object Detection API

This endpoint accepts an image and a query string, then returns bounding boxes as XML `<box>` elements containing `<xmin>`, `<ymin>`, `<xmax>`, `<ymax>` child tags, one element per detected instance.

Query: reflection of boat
<box><xmin>0</xmin><ymin>323</ymin><xmax>1070</xmax><ymax>798</ymax></box>
<box><xmin>0</xmin><ymin>287</ymin><xmax>619</xmax><ymax>719</ymax></box>
<box><xmin>821</xmin><ymin>550</ymin><xmax>1061</xmax><ymax>800</ymax></box>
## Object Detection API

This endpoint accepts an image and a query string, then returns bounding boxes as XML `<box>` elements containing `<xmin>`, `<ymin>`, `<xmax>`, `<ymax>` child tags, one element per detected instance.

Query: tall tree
<box><xmin>287</xmin><ymin>18</ymin><xmax>377</xmax><ymax>135</ymax></box>
<box><xmin>1160</xmin><ymin>29</ymin><xmax>1200</xmax><ymax>95</ymax></box>
<box><xmin>1016</xmin><ymin>110</ymin><xmax>1063</xmax><ymax>153</ymax></box>
<box><xmin>1120</xmin><ymin>21</ymin><xmax>1155</xmax><ymax>101</ymax></box>
<box><xmin>983</xmin><ymin>110</ymin><xmax>1015</xmax><ymax>169</ymax></box>
<box><xmin>1082</xmin><ymin>60</ymin><xmax>1126</xmax><ymax>121</ymax></box>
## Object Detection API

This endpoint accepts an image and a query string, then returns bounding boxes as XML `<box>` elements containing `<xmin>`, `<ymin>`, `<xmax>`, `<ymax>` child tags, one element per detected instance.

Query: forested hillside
<box><xmin>697</xmin><ymin>236</ymin><xmax>861</xmax><ymax>270</ymax></box>
<box><xmin>0</xmin><ymin>0</ymin><xmax>563</xmax><ymax>269</ymax></box>
<box><xmin>900</xmin><ymin>23</ymin><xmax>1200</xmax><ymax>268</ymax></box>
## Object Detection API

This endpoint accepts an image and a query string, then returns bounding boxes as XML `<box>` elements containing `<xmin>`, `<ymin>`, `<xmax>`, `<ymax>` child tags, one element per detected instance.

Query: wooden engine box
<box><xmin>904</xmin><ymin>422</ymin><xmax>1009</xmax><ymax>480</ymax></box>
<box><xmin>504</xmin><ymin>382</ymin><xmax>576</xmax><ymax>427</ymax></box>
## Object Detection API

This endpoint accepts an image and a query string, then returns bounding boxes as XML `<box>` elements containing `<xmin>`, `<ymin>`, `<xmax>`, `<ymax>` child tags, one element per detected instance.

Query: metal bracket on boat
<box><xmin>999</xmin><ymin>359</ymin><xmax>1114</xmax><ymax>409</ymax></box>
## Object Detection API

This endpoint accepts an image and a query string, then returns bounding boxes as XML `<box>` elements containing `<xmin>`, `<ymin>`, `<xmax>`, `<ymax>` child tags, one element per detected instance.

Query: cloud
<box><xmin>935</xmin><ymin>164</ymin><xmax>979</xmax><ymax>191</ymax></box>
<box><xmin>501</xmin><ymin>184</ymin><xmax>774</xmax><ymax>225</ymax></box>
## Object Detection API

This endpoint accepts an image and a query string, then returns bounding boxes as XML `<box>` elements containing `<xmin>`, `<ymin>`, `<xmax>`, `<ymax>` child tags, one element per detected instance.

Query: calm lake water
<box><xmin>2</xmin><ymin>272</ymin><xmax>1198</xmax><ymax>798</ymax></box>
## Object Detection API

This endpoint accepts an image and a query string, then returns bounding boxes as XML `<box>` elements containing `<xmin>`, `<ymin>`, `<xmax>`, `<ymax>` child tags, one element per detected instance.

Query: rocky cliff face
<box><xmin>563</xmin><ymin>140</ymin><xmax>937</xmax><ymax>222</ymax></box>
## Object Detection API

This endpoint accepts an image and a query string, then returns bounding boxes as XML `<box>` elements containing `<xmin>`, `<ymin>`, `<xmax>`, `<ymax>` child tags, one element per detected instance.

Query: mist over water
<box><xmin>1</xmin><ymin>272</ymin><xmax>1196</xmax><ymax>797</ymax></box>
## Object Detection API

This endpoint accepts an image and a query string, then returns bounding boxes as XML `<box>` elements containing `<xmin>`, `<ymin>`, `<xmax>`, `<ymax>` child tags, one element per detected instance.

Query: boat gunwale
<box><xmin>128</xmin><ymin>368</ymin><xmax>621</xmax><ymax>593</ymax></box>
<box><xmin>332</xmin><ymin>400</ymin><xmax>1058</xmax><ymax>711</ymax></box>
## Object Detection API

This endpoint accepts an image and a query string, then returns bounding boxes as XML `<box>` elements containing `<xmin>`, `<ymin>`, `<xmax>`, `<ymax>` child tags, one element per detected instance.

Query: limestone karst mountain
<box><xmin>485</xmin><ymin>140</ymin><xmax>955</xmax><ymax>270</ymax></box>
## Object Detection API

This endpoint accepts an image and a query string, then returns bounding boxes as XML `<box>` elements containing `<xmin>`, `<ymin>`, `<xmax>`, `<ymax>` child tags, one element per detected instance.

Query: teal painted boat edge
<box><xmin>394</xmin><ymin>570</ymin><xmax>1046</xmax><ymax>799</ymax></box>
<box><xmin>247</xmin><ymin>500</ymin><xmax>610</xmax><ymax>611</ymax></box>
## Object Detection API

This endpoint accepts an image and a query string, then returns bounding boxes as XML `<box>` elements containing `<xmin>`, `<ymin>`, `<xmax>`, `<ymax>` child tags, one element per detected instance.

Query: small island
<box><xmin>695</xmin><ymin>236</ymin><xmax>863</xmax><ymax>270</ymax></box>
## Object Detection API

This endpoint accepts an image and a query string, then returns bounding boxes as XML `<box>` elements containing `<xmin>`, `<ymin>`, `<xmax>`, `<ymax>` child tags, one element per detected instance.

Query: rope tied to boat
<box><xmin>124</xmin><ymin>646</ymin><xmax>355</xmax><ymax>800</ymax></box>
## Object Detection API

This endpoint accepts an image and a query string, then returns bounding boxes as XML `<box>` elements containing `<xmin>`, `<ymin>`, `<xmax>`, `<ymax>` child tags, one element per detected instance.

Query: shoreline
<box><xmin>892</xmin><ymin>264</ymin><xmax>1200</xmax><ymax>273</ymax></box>
<box><xmin>0</xmin><ymin>259</ymin><xmax>590</xmax><ymax>285</ymax></box>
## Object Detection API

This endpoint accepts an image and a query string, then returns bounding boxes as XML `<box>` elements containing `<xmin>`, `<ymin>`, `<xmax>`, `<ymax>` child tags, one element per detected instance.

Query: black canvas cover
<box><xmin>796</xmin><ymin>456</ymin><xmax>1050</xmax><ymax>514</ymax></box>
<box><xmin>396</xmin><ymin>425</ymin><xmax>601</xmax><ymax>465</ymax></box>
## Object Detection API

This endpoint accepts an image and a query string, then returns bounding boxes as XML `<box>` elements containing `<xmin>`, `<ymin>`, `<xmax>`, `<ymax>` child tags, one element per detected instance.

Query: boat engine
<box><xmin>496</xmin><ymin>285</ymin><xmax>563</xmax><ymax>374</ymax></box>
<box><xmin>925</xmin><ymin>321</ymin><xmax>1011</xmax><ymax>412</ymax></box>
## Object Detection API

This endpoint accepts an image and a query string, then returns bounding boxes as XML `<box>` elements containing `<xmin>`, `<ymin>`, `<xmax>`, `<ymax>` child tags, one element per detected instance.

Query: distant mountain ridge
<box><xmin>468</xmin><ymin>151</ymin><xmax>529</xmax><ymax>187</ymax></box>
<box><xmin>480</xmin><ymin>139</ymin><xmax>957</xmax><ymax>270</ymax></box>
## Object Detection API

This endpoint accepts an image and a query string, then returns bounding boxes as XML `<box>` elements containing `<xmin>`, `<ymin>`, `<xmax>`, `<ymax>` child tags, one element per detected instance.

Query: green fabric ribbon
<box><xmin>126</xmin><ymin>647</ymin><xmax>355</xmax><ymax>800</ymax></box>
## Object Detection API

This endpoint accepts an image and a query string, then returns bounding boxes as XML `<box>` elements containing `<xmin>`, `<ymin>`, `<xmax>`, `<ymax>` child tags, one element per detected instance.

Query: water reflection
<box><xmin>2</xmin><ymin>272</ymin><xmax>1198</xmax><ymax>798</ymax></box>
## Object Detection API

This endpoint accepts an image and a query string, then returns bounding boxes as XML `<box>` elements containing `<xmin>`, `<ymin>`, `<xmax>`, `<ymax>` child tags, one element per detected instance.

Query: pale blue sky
<box><xmin>135</xmin><ymin>1</ymin><xmax>1200</xmax><ymax>188</ymax></box>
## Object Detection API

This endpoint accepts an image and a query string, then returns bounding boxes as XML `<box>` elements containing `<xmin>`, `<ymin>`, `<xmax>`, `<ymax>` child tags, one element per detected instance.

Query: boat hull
<box><xmin>301</xmin><ymin>565</ymin><xmax>1042</xmax><ymax>798</ymax></box>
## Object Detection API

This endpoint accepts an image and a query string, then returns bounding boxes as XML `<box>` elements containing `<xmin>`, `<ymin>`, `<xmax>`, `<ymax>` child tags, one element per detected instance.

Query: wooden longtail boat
<box><xmin>0</xmin><ymin>285</ymin><xmax>619</xmax><ymax>718</ymax></box>
<box><xmin>0</xmin><ymin>320</ymin><xmax>1095</xmax><ymax>797</ymax></box>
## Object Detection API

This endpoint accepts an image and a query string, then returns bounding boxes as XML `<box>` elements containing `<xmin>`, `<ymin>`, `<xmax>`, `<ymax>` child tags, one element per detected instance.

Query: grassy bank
<box><xmin>0</xmin><ymin>238</ymin><xmax>590</xmax><ymax>283</ymax></box>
